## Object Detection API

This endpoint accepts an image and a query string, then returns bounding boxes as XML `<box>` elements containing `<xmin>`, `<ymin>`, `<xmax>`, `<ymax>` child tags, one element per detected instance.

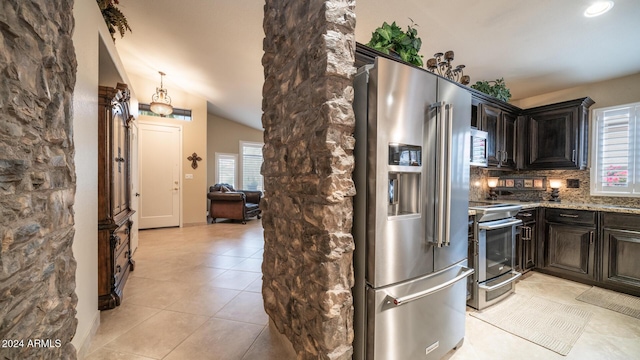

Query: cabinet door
<box><xmin>112</xmin><ymin>108</ymin><xmax>128</xmax><ymax>217</ymax></box>
<box><xmin>522</xmin><ymin>221</ymin><xmax>536</xmax><ymax>271</ymax></box>
<box><xmin>480</xmin><ymin>103</ymin><xmax>501</xmax><ymax>166</ymax></box>
<box><xmin>602</xmin><ymin>228</ymin><xmax>640</xmax><ymax>295</ymax></box>
<box><xmin>501</xmin><ymin>112</ymin><xmax>517</xmax><ymax>169</ymax></box>
<box><xmin>546</xmin><ymin>223</ymin><xmax>596</xmax><ymax>280</ymax></box>
<box><xmin>527</xmin><ymin>108</ymin><xmax>578</xmax><ymax>169</ymax></box>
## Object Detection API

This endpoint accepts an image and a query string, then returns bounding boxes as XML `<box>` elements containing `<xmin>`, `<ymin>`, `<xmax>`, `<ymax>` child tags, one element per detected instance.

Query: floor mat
<box><xmin>470</xmin><ymin>294</ymin><xmax>592</xmax><ymax>356</ymax></box>
<box><xmin>576</xmin><ymin>286</ymin><xmax>640</xmax><ymax>319</ymax></box>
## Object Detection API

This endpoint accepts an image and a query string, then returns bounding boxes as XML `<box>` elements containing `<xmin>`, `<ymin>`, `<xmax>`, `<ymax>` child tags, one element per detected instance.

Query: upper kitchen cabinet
<box><xmin>522</xmin><ymin>97</ymin><xmax>595</xmax><ymax>170</ymax></box>
<box><xmin>472</xmin><ymin>93</ymin><xmax>521</xmax><ymax>169</ymax></box>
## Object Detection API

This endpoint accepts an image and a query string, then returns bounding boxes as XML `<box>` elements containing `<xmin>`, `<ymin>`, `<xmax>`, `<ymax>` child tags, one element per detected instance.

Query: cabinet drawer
<box><xmin>602</xmin><ymin>212</ymin><xmax>640</xmax><ymax>231</ymax></box>
<box><xmin>113</xmin><ymin>223</ymin><xmax>130</xmax><ymax>258</ymax></box>
<box><xmin>517</xmin><ymin>209</ymin><xmax>537</xmax><ymax>222</ymax></box>
<box><xmin>114</xmin><ymin>247</ymin><xmax>130</xmax><ymax>288</ymax></box>
<box><xmin>545</xmin><ymin>208</ymin><xmax>595</xmax><ymax>225</ymax></box>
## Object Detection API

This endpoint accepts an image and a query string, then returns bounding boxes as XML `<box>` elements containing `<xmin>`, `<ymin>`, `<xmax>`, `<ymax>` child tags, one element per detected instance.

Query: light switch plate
<box><xmin>185</xmin><ymin>174</ymin><xmax>194</xmax><ymax>179</ymax></box>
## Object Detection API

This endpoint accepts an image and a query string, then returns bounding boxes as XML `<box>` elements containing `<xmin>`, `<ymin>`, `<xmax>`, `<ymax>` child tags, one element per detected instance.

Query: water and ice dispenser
<box><xmin>388</xmin><ymin>144</ymin><xmax>421</xmax><ymax>217</ymax></box>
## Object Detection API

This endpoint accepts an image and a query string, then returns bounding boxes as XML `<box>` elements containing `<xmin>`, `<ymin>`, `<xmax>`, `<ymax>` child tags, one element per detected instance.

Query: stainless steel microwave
<box><xmin>470</xmin><ymin>129</ymin><xmax>488</xmax><ymax>167</ymax></box>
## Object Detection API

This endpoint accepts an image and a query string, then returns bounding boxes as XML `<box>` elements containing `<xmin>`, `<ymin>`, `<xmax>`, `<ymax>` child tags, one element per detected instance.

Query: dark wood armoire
<box><xmin>98</xmin><ymin>83</ymin><xmax>135</xmax><ymax>310</ymax></box>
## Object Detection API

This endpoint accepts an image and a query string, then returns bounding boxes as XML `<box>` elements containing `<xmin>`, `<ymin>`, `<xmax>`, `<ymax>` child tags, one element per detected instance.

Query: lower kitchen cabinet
<box><xmin>601</xmin><ymin>213</ymin><xmax>640</xmax><ymax>297</ymax></box>
<box><xmin>515</xmin><ymin>209</ymin><xmax>537</xmax><ymax>273</ymax></box>
<box><xmin>541</xmin><ymin>209</ymin><xmax>597</xmax><ymax>282</ymax></box>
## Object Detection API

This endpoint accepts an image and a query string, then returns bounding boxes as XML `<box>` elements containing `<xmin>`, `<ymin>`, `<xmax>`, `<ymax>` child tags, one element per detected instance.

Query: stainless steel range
<box><xmin>468</xmin><ymin>202</ymin><xmax>522</xmax><ymax>309</ymax></box>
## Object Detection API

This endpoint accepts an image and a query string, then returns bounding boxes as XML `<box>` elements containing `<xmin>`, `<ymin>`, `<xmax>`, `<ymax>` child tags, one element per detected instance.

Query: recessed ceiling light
<box><xmin>584</xmin><ymin>1</ymin><xmax>614</xmax><ymax>17</ymax></box>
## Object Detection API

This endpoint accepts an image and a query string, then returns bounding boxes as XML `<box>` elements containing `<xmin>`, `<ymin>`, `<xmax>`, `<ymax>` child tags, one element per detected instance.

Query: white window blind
<box><xmin>240</xmin><ymin>142</ymin><xmax>264</xmax><ymax>191</ymax></box>
<box><xmin>215</xmin><ymin>153</ymin><xmax>237</xmax><ymax>189</ymax></box>
<box><xmin>591</xmin><ymin>102</ymin><xmax>640</xmax><ymax>197</ymax></box>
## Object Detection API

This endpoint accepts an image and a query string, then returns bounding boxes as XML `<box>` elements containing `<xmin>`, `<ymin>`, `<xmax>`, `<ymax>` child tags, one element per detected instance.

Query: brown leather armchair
<box><xmin>207</xmin><ymin>183</ymin><xmax>262</xmax><ymax>224</ymax></box>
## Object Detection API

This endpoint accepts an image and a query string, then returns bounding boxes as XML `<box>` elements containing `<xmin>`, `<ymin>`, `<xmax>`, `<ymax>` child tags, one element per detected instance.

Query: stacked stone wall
<box><xmin>261</xmin><ymin>1</ymin><xmax>356</xmax><ymax>359</ymax></box>
<box><xmin>0</xmin><ymin>1</ymin><xmax>78</xmax><ymax>359</ymax></box>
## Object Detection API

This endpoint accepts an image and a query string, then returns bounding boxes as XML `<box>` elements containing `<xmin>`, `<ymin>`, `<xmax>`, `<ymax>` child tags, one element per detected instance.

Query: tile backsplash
<box><xmin>470</xmin><ymin>167</ymin><xmax>638</xmax><ymax>207</ymax></box>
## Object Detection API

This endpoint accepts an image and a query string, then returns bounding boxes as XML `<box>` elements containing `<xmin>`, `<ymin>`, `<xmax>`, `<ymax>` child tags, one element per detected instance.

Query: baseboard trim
<box><xmin>76</xmin><ymin>311</ymin><xmax>100</xmax><ymax>359</ymax></box>
<box><xmin>183</xmin><ymin>221</ymin><xmax>208</xmax><ymax>227</ymax></box>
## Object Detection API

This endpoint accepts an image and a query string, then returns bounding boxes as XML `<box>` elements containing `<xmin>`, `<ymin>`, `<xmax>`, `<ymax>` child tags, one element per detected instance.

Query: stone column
<box><xmin>0</xmin><ymin>1</ymin><xmax>78</xmax><ymax>359</ymax></box>
<box><xmin>261</xmin><ymin>1</ymin><xmax>356</xmax><ymax>359</ymax></box>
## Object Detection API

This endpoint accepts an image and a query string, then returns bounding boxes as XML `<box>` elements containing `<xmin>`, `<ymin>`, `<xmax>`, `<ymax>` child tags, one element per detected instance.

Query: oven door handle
<box><xmin>478</xmin><ymin>218</ymin><xmax>522</xmax><ymax>230</ymax></box>
<box><xmin>478</xmin><ymin>271</ymin><xmax>522</xmax><ymax>291</ymax></box>
<box><xmin>386</xmin><ymin>267</ymin><xmax>475</xmax><ymax>306</ymax></box>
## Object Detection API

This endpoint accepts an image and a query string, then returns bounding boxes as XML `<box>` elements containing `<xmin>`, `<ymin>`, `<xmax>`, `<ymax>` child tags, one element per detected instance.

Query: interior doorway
<box><xmin>138</xmin><ymin>121</ymin><xmax>182</xmax><ymax>229</ymax></box>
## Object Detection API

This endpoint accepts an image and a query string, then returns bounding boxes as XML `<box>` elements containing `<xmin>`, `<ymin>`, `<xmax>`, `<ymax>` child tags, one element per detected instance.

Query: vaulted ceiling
<box><xmin>114</xmin><ymin>0</ymin><xmax>640</xmax><ymax>130</ymax></box>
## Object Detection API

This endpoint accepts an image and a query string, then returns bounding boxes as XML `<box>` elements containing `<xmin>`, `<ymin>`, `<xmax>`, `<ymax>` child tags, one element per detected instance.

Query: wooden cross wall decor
<box><xmin>187</xmin><ymin>152</ymin><xmax>202</xmax><ymax>169</ymax></box>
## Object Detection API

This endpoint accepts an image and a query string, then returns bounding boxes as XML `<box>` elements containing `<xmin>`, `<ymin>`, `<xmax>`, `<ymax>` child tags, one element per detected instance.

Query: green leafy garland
<box><xmin>366</xmin><ymin>20</ymin><xmax>424</xmax><ymax>67</ymax></box>
<box><xmin>470</xmin><ymin>78</ymin><xmax>512</xmax><ymax>102</ymax></box>
<box><xmin>97</xmin><ymin>0</ymin><xmax>131</xmax><ymax>41</ymax></box>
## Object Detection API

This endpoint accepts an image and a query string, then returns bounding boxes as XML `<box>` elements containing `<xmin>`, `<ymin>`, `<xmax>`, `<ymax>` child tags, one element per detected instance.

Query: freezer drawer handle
<box><xmin>387</xmin><ymin>266</ymin><xmax>474</xmax><ymax>306</ymax></box>
<box><xmin>478</xmin><ymin>218</ymin><xmax>522</xmax><ymax>230</ymax></box>
<box><xmin>478</xmin><ymin>271</ymin><xmax>522</xmax><ymax>291</ymax></box>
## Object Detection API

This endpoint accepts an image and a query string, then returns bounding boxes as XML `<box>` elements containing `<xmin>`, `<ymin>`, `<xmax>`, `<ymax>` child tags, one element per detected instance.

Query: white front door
<box><xmin>138</xmin><ymin>122</ymin><xmax>181</xmax><ymax>229</ymax></box>
<box><xmin>130</xmin><ymin>121</ymin><xmax>140</xmax><ymax>250</ymax></box>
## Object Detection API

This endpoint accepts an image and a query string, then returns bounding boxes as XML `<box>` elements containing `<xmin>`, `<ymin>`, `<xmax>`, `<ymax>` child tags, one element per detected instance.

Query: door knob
<box><xmin>135</xmin><ymin>193</ymin><xmax>140</xmax><ymax>197</ymax></box>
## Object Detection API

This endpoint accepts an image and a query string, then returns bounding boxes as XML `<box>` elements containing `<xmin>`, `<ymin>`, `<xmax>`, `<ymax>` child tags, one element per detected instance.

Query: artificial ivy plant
<box><xmin>97</xmin><ymin>0</ymin><xmax>131</xmax><ymax>41</ymax></box>
<box><xmin>470</xmin><ymin>78</ymin><xmax>512</xmax><ymax>102</ymax></box>
<box><xmin>366</xmin><ymin>20</ymin><xmax>424</xmax><ymax>67</ymax></box>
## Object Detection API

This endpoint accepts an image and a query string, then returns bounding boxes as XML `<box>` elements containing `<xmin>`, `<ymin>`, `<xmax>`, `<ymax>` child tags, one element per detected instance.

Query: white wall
<box><xmin>511</xmin><ymin>72</ymin><xmax>640</xmax><ymax>109</ymax></box>
<box><xmin>72</xmin><ymin>2</ymin><xmax>134</xmax><ymax>356</ymax></box>
<box><xmin>71</xmin><ymin>1</ymin><xmax>100</xmax><ymax>355</ymax></box>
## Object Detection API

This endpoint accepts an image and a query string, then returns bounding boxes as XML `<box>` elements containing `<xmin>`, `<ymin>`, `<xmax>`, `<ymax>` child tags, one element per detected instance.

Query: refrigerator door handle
<box><xmin>436</xmin><ymin>102</ymin><xmax>447</xmax><ymax>247</ymax></box>
<box><xmin>443</xmin><ymin>103</ymin><xmax>453</xmax><ymax>246</ymax></box>
<box><xmin>386</xmin><ymin>266</ymin><xmax>475</xmax><ymax>306</ymax></box>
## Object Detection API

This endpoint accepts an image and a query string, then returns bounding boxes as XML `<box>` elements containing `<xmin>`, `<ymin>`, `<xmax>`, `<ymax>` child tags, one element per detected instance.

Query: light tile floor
<box><xmin>87</xmin><ymin>220</ymin><xmax>640</xmax><ymax>359</ymax></box>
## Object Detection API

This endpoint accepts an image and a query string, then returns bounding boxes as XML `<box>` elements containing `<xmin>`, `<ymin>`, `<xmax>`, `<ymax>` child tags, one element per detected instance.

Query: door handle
<box><xmin>478</xmin><ymin>271</ymin><xmax>522</xmax><ymax>291</ymax></box>
<box><xmin>572</xmin><ymin>149</ymin><xmax>577</xmax><ymax>163</ymax></box>
<box><xmin>589</xmin><ymin>231</ymin><xmax>594</xmax><ymax>244</ymax></box>
<box><xmin>479</xmin><ymin>218</ymin><xmax>522</xmax><ymax>230</ymax></box>
<box><xmin>386</xmin><ymin>266</ymin><xmax>474</xmax><ymax>306</ymax></box>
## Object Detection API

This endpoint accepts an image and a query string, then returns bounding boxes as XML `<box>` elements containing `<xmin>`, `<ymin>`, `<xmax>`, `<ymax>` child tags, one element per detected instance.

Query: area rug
<box><xmin>576</xmin><ymin>287</ymin><xmax>640</xmax><ymax>319</ymax></box>
<box><xmin>470</xmin><ymin>294</ymin><xmax>592</xmax><ymax>356</ymax></box>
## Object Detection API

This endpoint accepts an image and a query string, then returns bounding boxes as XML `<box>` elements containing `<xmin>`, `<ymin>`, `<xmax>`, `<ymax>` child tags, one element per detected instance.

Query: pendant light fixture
<box><xmin>150</xmin><ymin>71</ymin><xmax>173</xmax><ymax>116</ymax></box>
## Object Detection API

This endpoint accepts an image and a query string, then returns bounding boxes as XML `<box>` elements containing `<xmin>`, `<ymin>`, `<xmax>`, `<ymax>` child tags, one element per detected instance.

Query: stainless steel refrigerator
<box><xmin>353</xmin><ymin>57</ymin><xmax>474</xmax><ymax>360</ymax></box>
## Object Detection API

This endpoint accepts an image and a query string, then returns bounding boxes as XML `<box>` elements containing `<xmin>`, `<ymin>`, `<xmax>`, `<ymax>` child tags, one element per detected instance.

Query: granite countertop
<box><xmin>468</xmin><ymin>199</ymin><xmax>640</xmax><ymax>215</ymax></box>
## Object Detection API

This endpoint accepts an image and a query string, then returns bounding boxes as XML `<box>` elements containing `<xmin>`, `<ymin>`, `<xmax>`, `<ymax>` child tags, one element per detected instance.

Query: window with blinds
<box><xmin>591</xmin><ymin>102</ymin><xmax>640</xmax><ymax>197</ymax></box>
<box><xmin>240</xmin><ymin>141</ymin><xmax>264</xmax><ymax>191</ymax></box>
<box><xmin>215</xmin><ymin>153</ymin><xmax>237</xmax><ymax>188</ymax></box>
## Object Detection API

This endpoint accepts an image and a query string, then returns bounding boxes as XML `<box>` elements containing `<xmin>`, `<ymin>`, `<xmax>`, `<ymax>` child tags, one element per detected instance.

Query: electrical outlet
<box><xmin>566</xmin><ymin>179</ymin><xmax>579</xmax><ymax>188</ymax></box>
<box><xmin>185</xmin><ymin>174</ymin><xmax>194</xmax><ymax>179</ymax></box>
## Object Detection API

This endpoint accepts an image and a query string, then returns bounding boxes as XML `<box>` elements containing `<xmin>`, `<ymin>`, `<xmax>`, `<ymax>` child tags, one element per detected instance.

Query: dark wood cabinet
<box><xmin>515</xmin><ymin>209</ymin><xmax>537</xmax><ymax>273</ymax></box>
<box><xmin>601</xmin><ymin>213</ymin><xmax>640</xmax><ymax>296</ymax></box>
<box><xmin>541</xmin><ymin>208</ymin><xmax>597</xmax><ymax>282</ymax></box>
<box><xmin>473</xmin><ymin>95</ymin><xmax>520</xmax><ymax>169</ymax></box>
<box><xmin>523</xmin><ymin>97</ymin><xmax>594</xmax><ymax>170</ymax></box>
<box><xmin>98</xmin><ymin>83</ymin><xmax>135</xmax><ymax>310</ymax></box>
